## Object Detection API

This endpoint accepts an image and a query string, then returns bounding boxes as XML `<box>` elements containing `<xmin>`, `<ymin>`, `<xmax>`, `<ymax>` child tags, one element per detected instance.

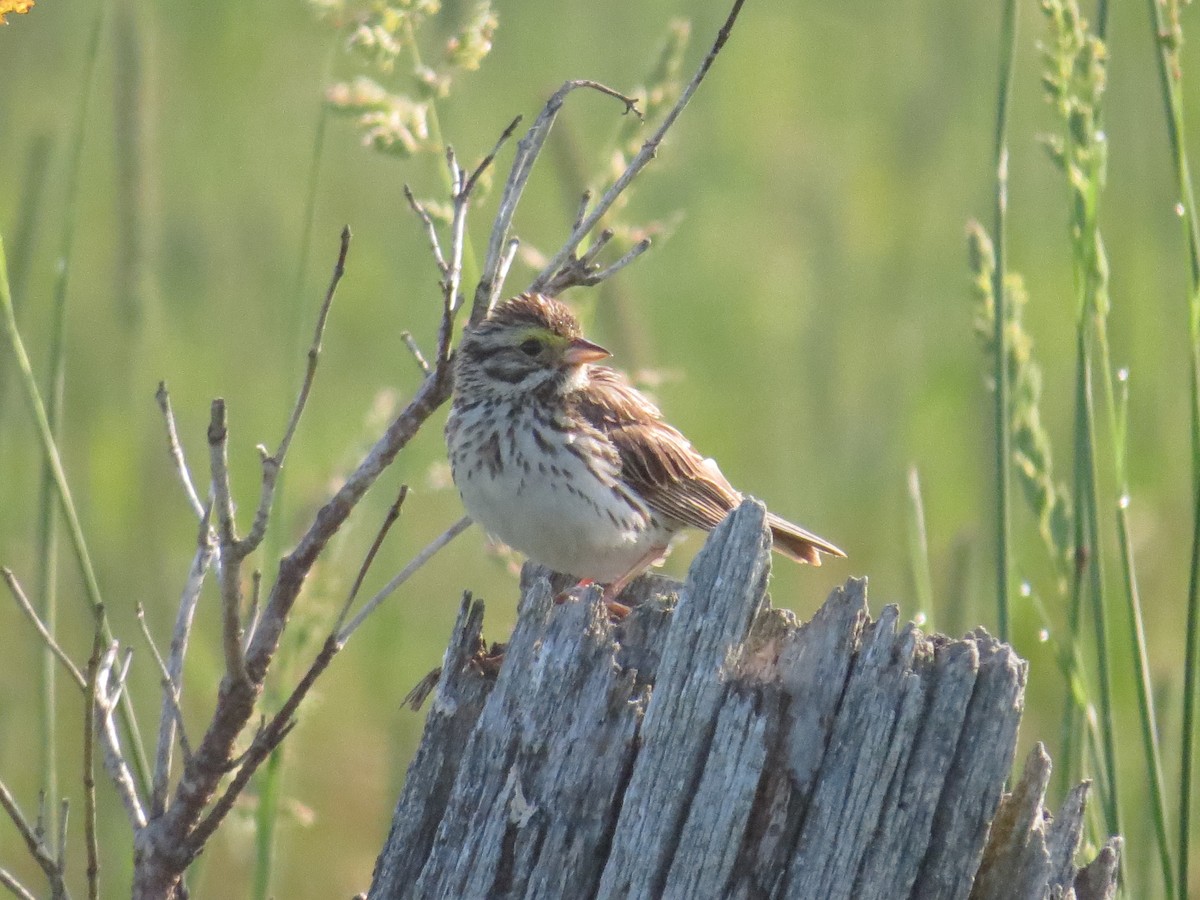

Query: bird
<box><xmin>445</xmin><ymin>292</ymin><xmax>845</xmax><ymax>610</ymax></box>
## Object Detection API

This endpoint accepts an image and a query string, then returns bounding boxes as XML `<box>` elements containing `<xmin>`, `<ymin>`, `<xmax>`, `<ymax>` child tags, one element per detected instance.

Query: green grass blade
<box><xmin>1143</xmin><ymin>0</ymin><xmax>1200</xmax><ymax>890</ymax></box>
<box><xmin>905</xmin><ymin>466</ymin><xmax>935</xmax><ymax>619</ymax></box>
<box><xmin>990</xmin><ymin>0</ymin><xmax>1019</xmax><ymax>643</ymax></box>
<box><xmin>30</xmin><ymin>0</ymin><xmax>107</xmax><ymax>851</ymax></box>
<box><xmin>0</xmin><ymin>236</ymin><xmax>153</xmax><ymax>796</ymax></box>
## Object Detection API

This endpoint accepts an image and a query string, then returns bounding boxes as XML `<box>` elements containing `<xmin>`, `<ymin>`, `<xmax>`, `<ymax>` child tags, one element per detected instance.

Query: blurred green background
<box><xmin>1</xmin><ymin>0</ymin><xmax>1197</xmax><ymax>895</ymax></box>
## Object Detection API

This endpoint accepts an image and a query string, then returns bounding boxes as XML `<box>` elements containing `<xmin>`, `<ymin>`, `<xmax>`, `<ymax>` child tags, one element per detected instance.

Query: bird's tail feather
<box><xmin>767</xmin><ymin>513</ymin><xmax>846</xmax><ymax>566</ymax></box>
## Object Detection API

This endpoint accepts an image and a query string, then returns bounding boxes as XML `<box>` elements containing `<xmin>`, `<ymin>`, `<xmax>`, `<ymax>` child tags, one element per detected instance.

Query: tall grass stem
<box><xmin>989</xmin><ymin>0</ymin><xmax>1019</xmax><ymax>643</ymax></box>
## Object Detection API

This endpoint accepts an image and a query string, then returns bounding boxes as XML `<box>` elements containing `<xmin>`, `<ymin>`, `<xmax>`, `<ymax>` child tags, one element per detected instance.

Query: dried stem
<box><xmin>240</xmin><ymin>226</ymin><xmax>351</xmax><ymax>557</ymax></box>
<box><xmin>276</xmin><ymin>225</ymin><xmax>349</xmax><ymax>466</ymax></box>
<box><xmin>470</xmin><ymin>80</ymin><xmax>642</xmax><ymax>323</ymax></box>
<box><xmin>337</xmin><ymin>515</ymin><xmax>473</xmax><ymax>643</ymax></box>
<box><xmin>540</xmin><ymin>235</ymin><xmax>652</xmax><ymax>297</ymax></box>
<box><xmin>404</xmin><ymin>185</ymin><xmax>449</xmax><ymax>275</ymax></box>
<box><xmin>400</xmin><ymin>331</ymin><xmax>431</xmax><ymax>375</ymax></box>
<box><xmin>83</xmin><ymin>617</ymin><xmax>101</xmax><ymax>900</ymax></box>
<box><xmin>95</xmin><ymin>643</ymin><xmax>147</xmax><ymax>830</ymax></box>
<box><xmin>207</xmin><ymin>399</ymin><xmax>248</xmax><ymax>684</ymax></box>
<box><xmin>463</xmin><ymin>115</ymin><xmax>523</xmax><ymax>198</ymax></box>
<box><xmin>531</xmin><ymin>0</ymin><xmax>746</xmax><ymax>294</ymax></box>
<box><xmin>153</xmin><ymin>512</ymin><xmax>214</xmax><ymax>818</ymax></box>
<box><xmin>0</xmin><ymin>779</ymin><xmax>69</xmax><ymax>899</ymax></box>
<box><xmin>137</xmin><ymin>604</ymin><xmax>193</xmax><ymax>819</ymax></box>
<box><xmin>190</xmin><ymin>488</ymin><xmax>426</xmax><ymax>851</ymax></box>
<box><xmin>2</xmin><ymin>567</ymin><xmax>86</xmax><ymax>691</ymax></box>
<box><xmin>155</xmin><ymin>382</ymin><xmax>204</xmax><ymax>519</ymax></box>
<box><xmin>0</xmin><ymin>868</ymin><xmax>37</xmax><ymax>900</ymax></box>
<box><xmin>243</xmin><ymin>569</ymin><xmax>263</xmax><ymax>653</ymax></box>
<box><xmin>334</xmin><ymin>485</ymin><xmax>409</xmax><ymax>632</ymax></box>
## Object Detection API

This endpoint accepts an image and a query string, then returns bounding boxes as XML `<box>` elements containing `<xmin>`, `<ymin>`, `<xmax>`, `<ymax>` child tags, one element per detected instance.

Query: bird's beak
<box><xmin>562</xmin><ymin>337</ymin><xmax>611</xmax><ymax>365</ymax></box>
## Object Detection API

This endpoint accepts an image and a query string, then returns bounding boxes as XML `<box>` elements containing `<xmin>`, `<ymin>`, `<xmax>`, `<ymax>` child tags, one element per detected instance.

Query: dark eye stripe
<box><xmin>482</xmin><ymin>359</ymin><xmax>531</xmax><ymax>384</ymax></box>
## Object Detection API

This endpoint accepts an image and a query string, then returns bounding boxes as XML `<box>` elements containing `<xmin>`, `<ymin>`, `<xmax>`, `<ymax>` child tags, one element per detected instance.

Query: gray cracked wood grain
<box><xmin>367</xmin><ymin>500</ymin><xmax>1119</xmax><ymax>900</ymax></box>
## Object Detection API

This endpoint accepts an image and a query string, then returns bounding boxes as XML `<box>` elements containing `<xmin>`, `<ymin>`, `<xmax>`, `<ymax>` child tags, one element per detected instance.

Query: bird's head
<box><xmin>455</xmin><ymin>293</ymin><xmax>610</xmax><ymax>399</ymax></box>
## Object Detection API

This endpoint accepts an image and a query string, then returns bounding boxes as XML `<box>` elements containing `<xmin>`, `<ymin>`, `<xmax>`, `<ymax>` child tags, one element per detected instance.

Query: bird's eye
<box><xmin>518</xmin><ymin>338</ymin><xmax>541</xmax><ymax>357</ymax></box>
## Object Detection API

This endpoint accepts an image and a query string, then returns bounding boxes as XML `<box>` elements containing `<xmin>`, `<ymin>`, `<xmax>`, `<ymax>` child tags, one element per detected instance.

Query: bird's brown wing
<box><xmin>573</xmin><ymin>367</ymin><xmax>847</xmax><ymax>566</ymax></box>
<box><xmin>571</xmin><ymin>367</ymin><xmax>741</xmax><ymax>531</ymax></box>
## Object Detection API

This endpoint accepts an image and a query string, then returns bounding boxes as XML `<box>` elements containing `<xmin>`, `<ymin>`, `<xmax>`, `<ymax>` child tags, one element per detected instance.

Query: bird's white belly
<box><xmin>449</xmin><ymin>414</ymin><xmax>666</xmax><ymax>581</ymax></box>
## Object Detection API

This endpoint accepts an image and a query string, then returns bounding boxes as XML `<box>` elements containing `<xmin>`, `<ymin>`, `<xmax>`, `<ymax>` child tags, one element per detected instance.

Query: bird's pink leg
<box><xmin>599</xmin><ymin>544</ymin><xmax>669</xmax><ymax>618</ymax></box>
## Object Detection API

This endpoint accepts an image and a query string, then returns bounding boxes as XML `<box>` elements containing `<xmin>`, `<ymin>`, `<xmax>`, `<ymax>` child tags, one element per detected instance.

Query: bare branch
<box><xmin>334</xmin><ymin>485</ymin><xmax>409</xmax><ymax>633</ymax></box>
<box><xmin>471</xmin><ymin>80</ymin><xmax>642</xmax><ymax>324</ymax></box>
<box><xmin>207</xmin><ymin>400</ymin><xmax>248</xmax><ymax>684</ymax></box>
<box><xmin>0</xmin><ymin>867</ymin><xmax>37</xmax><ymax>900</ymax></box>
<box><xmin>337</xmin><ymin>515</ymin><xmax>473</xmax><ymax>643</ymax></box>
<box><xmin>438</xmin><ymin>149</ymin><xmax>468</xmax><ymax>360</ymax></box>
<box><xmin>155</xmin><ymin>381</ymin><xmax>204</xmax><ymax>519</ymax></box>
<box><xmin>243</xmin><ymin>568</ymin><xmax>262</xmax><ymax>653</ymax></box>
<box><xmin>83</xmin><ymin>625</ymin><xmax>101</xmax><ymax>900</ymax></box>
<box><xmin>2</xmin><ymin>567</ymin><xmax>86</xmax><ymax>691</ymax></box>
<box><xmin>276</xmin><ymin>224</ymin><xmax>348</xmax><ymax>465</ymax></box>
<box><xmin>572</xmin><ymin>190</ymin><xmax>593</xmax><ymax>234</ymax></box>
<box><xmin>462</xmin><ymin>115</ymin><xmax>523</xmax><ymax>198</ymax></box>
<box><xmin>239</xmin><ymin>227</ymin><xmax>352</xmax><ymax>557</ymax></box>
<box><xmin>0</xmin><ymin>780</ymin><xmax>68</xmax><ymax>899</ymax></box>
<box><xmin>274</xmin><ymin>225</ymin><xmax>351</xmax><ymax>467</ymax></box>
<box><xmin>54</xmin><ymin>801</ymin><xmax>67</xmax><ymax>886</ymax></box>
<box><xmin>137</xmin><ymin>604</ymin><xmax>193</xmax><ymax>818</ymax></box>
<box><xmin>153</xmin><ymin>510</ymin><xmax>214</xmax><ymax>819</ymax></box>
<box><xmin>497</xmin><ymin>238</ymin><xmax>520</xmax><ymax>294</ymax></box>
<box><xmin>579</xmin><ymin>228</ymin><xmax>615</xmax><ymax>268</ymax></box>
<box><xmin>400</xmin><ymin>331</ymin><xmax>431</xmax><ymax>375</ymax></box>
<box><xmin>530</xmin><ymin>0</ymin><xmax>746</xmax><ymax>294</ymax></box>
<box><xmin>404</xmin><ymin>185</ymin><xmax>449</xmax><ymax>276</ymax></box>
<box><xmin>541</xmin><ymin>236</ymin><xmax>652</xmax><ymax>296</ymax></box>
<box><xmin>95</xmin><ymin>642</ymin><xmax>147</xmax><ymax>829</ymax></box>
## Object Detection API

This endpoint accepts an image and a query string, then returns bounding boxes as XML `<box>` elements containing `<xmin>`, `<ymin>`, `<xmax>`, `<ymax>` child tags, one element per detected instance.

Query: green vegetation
<box><xmin>2</xmin><ymin>0</ymin><xmax>1200</xmax><ymax>895</ymax></box>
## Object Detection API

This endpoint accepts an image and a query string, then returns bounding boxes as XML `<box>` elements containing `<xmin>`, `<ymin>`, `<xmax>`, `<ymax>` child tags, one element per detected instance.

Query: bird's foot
<box><xmin>553</xmin><ymin>578</ymin><xmax>631</xmax><ymax>620</ymax></box>
<box><xmin>553</xmin><ymin>578</ymin><xmax>596</xmax><ymax>605</ymax></box>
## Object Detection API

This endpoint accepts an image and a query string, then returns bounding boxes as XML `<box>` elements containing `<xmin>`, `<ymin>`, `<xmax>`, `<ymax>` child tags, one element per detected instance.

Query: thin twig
<box><xmin>243</xmin><ymin>568</ymin><xmax>262</xmax><ymax>653</ymax></box>
<box><xmin>0</xmin><ymin>780</ymin><xmax>68</xmax><ymax>899</ymax></box>
<box><xmin>274</xmin><ymin>225</ymin><xmax>351</xmax><ymax>469</ymax></box>
<box><xmin>470</xmin><ymin>80</ymin><xmax>642</xmax><ymax>324</ymax></box>
<box><xmin>54</xmin><ymin>801</ymin><xmax>67</xmax><ymax>889</ymax></box>
<box><xmin>572</xmin><ymin>190</ymin><xmax>593</xmax><ymax>234</ymax></box>
<box><xmin>540</xmin><ymin>236</ymin><xmax>651</xmax><ymax>297</ymax></box>
<box><xmin>83</xmin><ymin>619</ymin><xmax>101</xmax><ymax>900</ymax></box>
<box><xmin>2</xmin><ymin>567</ymin><xmax>86</xmax><ymax>690</ymax></box>
<box><xmin>586</xmin><ymin>238</ymin><xmax>652</xmax><ymax>285</ymax></box>
<box><xmin>462</xmin><ymin>115</ymin><xmax>523</xmax><ymax>198</ymax></box>
<box><xmin>137</xmin><ymin>603</ymin><xmax>193</xmax><ymax>816</ymax></box>
<box><xmin>0</xmin><ymin>868</ymin><xmax>37</xmax><ymax>900</ymax></box>
<box><xmin>334</xmin><ymin>485</ymin><xmax>409</xmax><ymax>633</ymax></box>
<box><xmin>95</xmin><ymin>642</ymin><xmax>147</xmax><ymax>829</ymax></box>
<box><xmin>578</xmin><ymin>228</ymin><xmax>615</xmax><ymax>268</ymax></box>
<box><xmin>155</xmin><ymin>510</ymin><xmax>214</xmax><ymax>817</ymax></box>
<box><xmin>191</xmin><ymin>496</ymin><xmax>437</xmax><ymax>851</ymax></box>
<box><xmin>439</xmin><ymin>150</ymin><xmax>468</xmax><ymax>360</ymax></box>
<box><xmin>155</xmin><ymin>381</ymin><xmax>204</xmax><ymax>519</ymax></box>
<box><xmin>240</xmin><ymin>226</ymin><xmax>352</xmax><ymax>556</ymax></box>
<box><xmin>497</xmin><ymin>238</ymin><xmax>520</xmax><ymax>294</ymax></box>
<box><xmin>338</xmin><ymin>515</ymin><xmax>472</xmax><ymax>643</ymax></box>
<box><xmin>207</xmin><ymin>399</ymin><xmax>247</xmax><ymax>684</ymax></box>
<box><xmin>530</xmin><ymin>0</ymin><xmax>746</xmax><ymax>294</ymax></box>
<box><xmin>400</xmin><ymin>331</ymin><xmax>431</xmax><ymax>375</ymax></box>
<box><xmin>404</xmin><ymin>185</ymin><xmax>449</xmax><ymax>276</ymax></box>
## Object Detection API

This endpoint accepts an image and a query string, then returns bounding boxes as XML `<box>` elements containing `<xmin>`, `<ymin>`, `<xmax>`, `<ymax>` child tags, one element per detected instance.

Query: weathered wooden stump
<box><xmin>368</xmin><ymin>500</ymin><xmax>1120</xmax><ymax>900</ymax></box>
